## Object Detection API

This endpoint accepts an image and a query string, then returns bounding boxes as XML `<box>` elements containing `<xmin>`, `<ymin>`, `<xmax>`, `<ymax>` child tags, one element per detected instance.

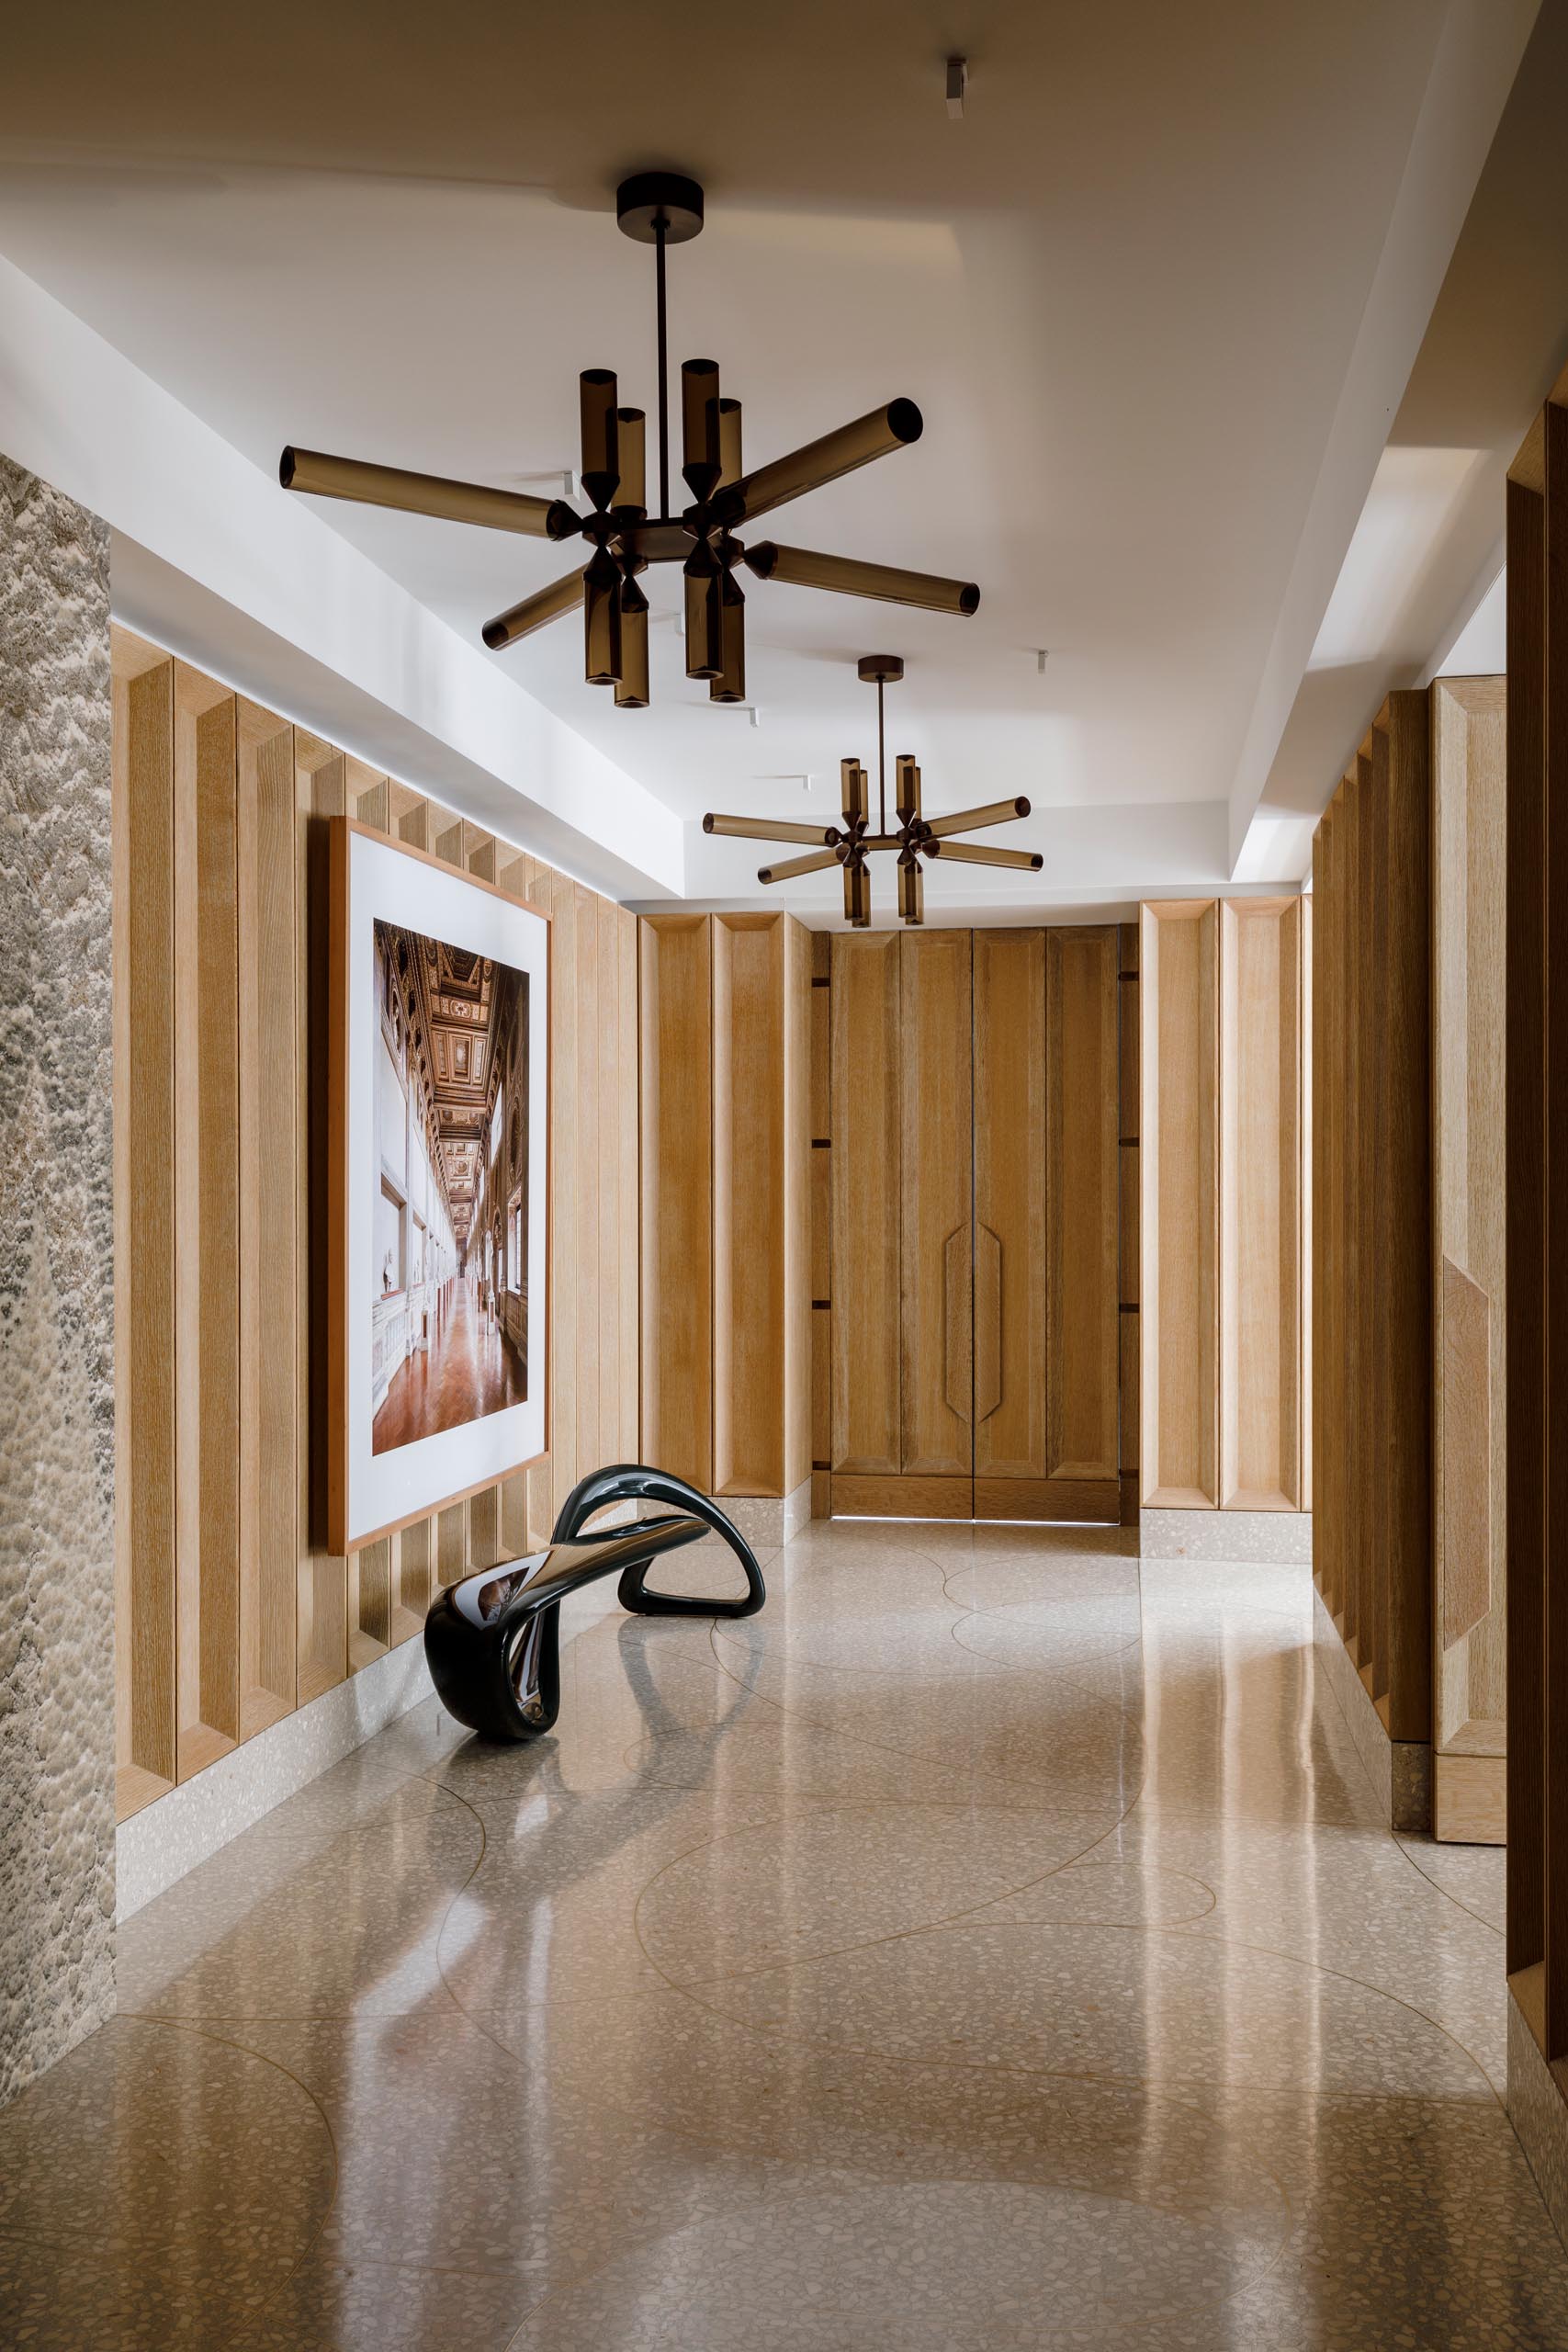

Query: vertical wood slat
<box><xmin>1508</xmin><ymin>463</ymin><xmax>1547</xmax><ymax>1984</ymax></box>
<box><xmin>1140</xmin><ymin>899</ymin><xmax>1220</xmax><ymax>1508</ymax></box>
<box><xmin>1300</xmin><ymin>890</ymin><xmax>1313</xmax><ymax>1516</ymax></box>
<box><xmin>1382</xmin><ymin>693</ymin><xmax>1435</xmax><ymax>1740</ymax></box>
<box><xmin>810</xmin><ymin>929</ymin><xmax>832</xmax><ymax>1518</ymax></box>
<box><xmin>1431</xmin><ymin>676</ymin><xmax>1507</xmax><ymax>1815</ymax></box>
<box><xmin>575</xmin><ymin>884</ymin><xmax>602</xmax><ymax>1489</ymax></box>
<box><xmin>1312</xmin><ymin>800</ymin><xmax>1342</xmax><ymax>1622</ymax></box>
<box><xmin>1118</xmin><ymin>922</ymin><xmax>1140</xmax><ymax>1527</ymax></box>
<box><xmin>236</xmin><ymin>700</ymin><xmax>298</xmax><ymax>1737</ymax></box>
<box><xmin>619</xmin><ymin>906</ymin><xmax>641</xmax><ymax>1484</ymax></box>
<box><xmin>1045</xmin><ymin>926</ymin><xmax>1121</xmax><ymax>1485</ymax></box>
<box><xmin>783</xmin><ymin>918</ymin><xmax>813</xmax><ymax>1499</ymax></box>
<box><xmin>1543</xmin><ymin>399</ymin><xmax>1568</xmax><ymax>2049</ymax></box>
<box><xmin>973</xmin><ymin>930</ymin><xmax>1046</xmax><ymax>1483</ymax></box>
<box><xmin>638</xmin><ymin>916</ymin><xmax>712</xmax><ymax>1489</ymax></box>
<box><xmin>829</xmin><ymin>933</ymin><xmax>902</xmax><ymax>1476</ymax></box>
<box><xmin>899</xmin><ymin>931</ymin><xmax>974</xmax><ymax>1482</ymax></box>
<box><xmin>112</xmin><ymin>637</ymin><xmax>177</xmax><ymax>1817</ymax></box>
<box><xmin>1218</xmin><ymin>897</ymin><xmax>1303</xmax><ymax>1512</ymax></box>
<box><xmin>712</xmin><ymin>915</ymin><xmax>787</xmax><ymax>1496</ymax></box>
<box><xmin>295</xmin><ymin>736</ymin><xmax>348</xmax><ymax>1702</ymax></box>
<box><xmin>173</xmin><ymin>667</ymin><xmax>242</xmax><ymax>1779</ymax></box>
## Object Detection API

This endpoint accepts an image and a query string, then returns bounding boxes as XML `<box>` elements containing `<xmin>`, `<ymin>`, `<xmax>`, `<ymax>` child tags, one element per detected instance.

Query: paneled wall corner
<box><xmin>640</xmin><ymin>908</ymin><xmax>811</xmax><ymax>1501</ymax></box>
<box><xmin>1141</xmin><ymin>893</ymin><xmax>1310</xmax><ymax>1520</ymax></box>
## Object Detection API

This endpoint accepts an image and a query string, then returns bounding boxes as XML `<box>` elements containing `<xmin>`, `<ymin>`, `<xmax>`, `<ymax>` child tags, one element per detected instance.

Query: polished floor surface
<box><xmin>5</xmin><ymin>1523</ymin><xmax>1566</xmax><ymax>2348</ymax></box>
<box><xmin>373</xmin><ymin>1279</ymin><xmax>525</xmax><ymax>1453</ymax></box>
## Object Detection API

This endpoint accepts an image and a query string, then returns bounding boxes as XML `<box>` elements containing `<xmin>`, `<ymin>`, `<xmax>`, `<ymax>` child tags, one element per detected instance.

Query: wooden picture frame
<box><xmin>328</xmin><ymin>819</ymin><xmax>551</xmax><ymax>1553</ymax></box>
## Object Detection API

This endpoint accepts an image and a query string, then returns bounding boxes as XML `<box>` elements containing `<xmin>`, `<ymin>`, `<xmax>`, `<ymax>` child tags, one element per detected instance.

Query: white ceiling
<box><xmin>0</xmin><ymin>0</ymin><xmax>1545</xmax><ymax>911</ymax></box>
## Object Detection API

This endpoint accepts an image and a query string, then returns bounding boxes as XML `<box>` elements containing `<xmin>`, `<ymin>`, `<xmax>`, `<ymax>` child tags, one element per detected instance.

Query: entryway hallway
<box><xmin>3</xmin><ymin>1521</ymin><xmax>1562</xmax><ymax>2348</ymax></box>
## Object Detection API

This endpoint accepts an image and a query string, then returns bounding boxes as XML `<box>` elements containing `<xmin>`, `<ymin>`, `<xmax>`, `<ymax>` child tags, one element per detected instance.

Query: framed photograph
<box><xmin>329</xmin><ymin>820</ymin><xmax>549</xmax><ymax>1554</ymax></box>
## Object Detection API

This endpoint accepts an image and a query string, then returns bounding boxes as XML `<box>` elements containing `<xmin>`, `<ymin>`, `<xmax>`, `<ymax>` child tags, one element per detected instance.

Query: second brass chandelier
<box><xmin>704</xmin><ymin>656</ymin><xmax>1043</xmax><ymax>927</ymax></box>
<box><xmin>277</xmin><ymin>173</ymin><xmax>979</xmax><ymax>709</ymax></box>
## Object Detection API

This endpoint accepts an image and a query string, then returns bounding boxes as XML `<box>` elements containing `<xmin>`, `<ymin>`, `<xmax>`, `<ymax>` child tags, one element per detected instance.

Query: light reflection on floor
<box><xmin>1</xmin><ymin>1521</ymin><xmax>1561</xmax><ymax>2348</ymax></box>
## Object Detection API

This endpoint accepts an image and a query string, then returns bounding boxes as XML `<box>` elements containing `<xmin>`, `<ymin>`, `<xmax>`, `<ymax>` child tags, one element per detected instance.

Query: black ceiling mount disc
<box><xmin>616</xmin><ymin>172</ymin><xmax>705</xmax><ymax>244</ymax></box>
<box><xmin>858</xmin><ymin>654</ymin><xmax>905</xmax><ymax>684</ymax></box>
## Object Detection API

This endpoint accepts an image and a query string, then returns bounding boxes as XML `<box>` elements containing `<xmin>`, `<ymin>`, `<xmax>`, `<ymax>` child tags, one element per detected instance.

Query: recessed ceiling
<box><xmin>0</xmin><ymin>0</ymin><xmax>1541</xmax><ymax>909</ymax></box>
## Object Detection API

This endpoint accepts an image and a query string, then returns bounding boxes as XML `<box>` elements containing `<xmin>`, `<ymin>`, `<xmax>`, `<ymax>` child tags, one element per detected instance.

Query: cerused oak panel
<box><xmin>1140</xmin><ymin>900</ymin><xmax>1220</xmax><ymax>1508</ymax></box>
<box><xmin>112</xmin><ymin>628</ymin><xmax>638</xmax><ymax>1817</ymax></box>
<box><xmin>1432</xmin><ymin>675</ymin><xmax>1506</xmax><ymax>1821</ymax></box>
<box><xmin>898</xmin><ymin>930</ymin><xmax>974</xmax><ymax>1480</ymax></box>
<box><xmin>830</xmin><ymin>933</ymin><xmax>902</xmax><ymax>1476</ymax></box>
<box><xmin>639</xmin><ymin>915</ymin><xmax>713</xmax><ymax>1490</ymax></box>
<box><xmin>1218</xmin><ymin>897</ymin><xmax>1303</xmax><ymax>1512</ymax></box>
<box><xmin>1045</xmin><ymin>925</ymin><xmax>1120</xmax><ymax>1486</ymax></box>
<box><xmin>112</xmin><ymin>635</ymin><xmax>177</xmax><ymax>1818</ymax></box>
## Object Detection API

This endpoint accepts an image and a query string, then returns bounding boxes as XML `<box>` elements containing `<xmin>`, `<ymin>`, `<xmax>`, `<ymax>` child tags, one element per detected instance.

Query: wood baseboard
<box><xmin>1435</xmin><ymin>1749</ymin><xmax>1506</xmax><ymax>1845</ymax></box>
<box><xmin>973</xmin><ymin>1476</ymin><xmax>1120</xmax><ymax>1524</ymax></box>
<box><xmin>829</xmin><ymin>1475</ymin><xmax>974</xmax><ymax>1520</ymax></box>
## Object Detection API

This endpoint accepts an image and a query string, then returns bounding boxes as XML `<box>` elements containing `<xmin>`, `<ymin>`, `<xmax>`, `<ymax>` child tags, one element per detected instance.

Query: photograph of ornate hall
<box><xmin>370</xmin><ymin>920</ymin><xmax>530</xmax><ymax>1456</ymax></box>
<box><xmin>13</xmin><ymin>5</ymin><xmax>1568</xmax><ymax>2348</ymax></box>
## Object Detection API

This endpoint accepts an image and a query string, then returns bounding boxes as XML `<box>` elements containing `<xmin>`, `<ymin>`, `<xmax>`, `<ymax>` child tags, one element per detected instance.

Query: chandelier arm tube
<box><xmin>896</xmin><ymin>755</ymin><xmax>922</xmax><ymax>825</ymax></box>
<box><xmin>757</xmin><ymin>847</ymin><xmax>841</xmax><ymax>883</ymax></box>
<box><xmin>580</xmin><ymin>371</ymin><xmax>620</xmax><ymax>513</ymax></box>
<box><xmin>840</xmin><ymin>759</ymin><xmax>868</xmax><ymax>832</ymax></box>
<box><xmin>481</xmin><ymin>567</ymin><xmax>587</xmax><ymax>651</ymax></box>
<box><xmin>897</xmin><ymin>855</ymin><xmax>924</xmax><ymax>925</ymax></box>
<box><xmin>744</xmin><ymin>542</ymin><xmax>980</xmax><ymax>616</ymax></box>
<box><xmin>920</xmin><ymin>796</ymin><xmax>1032</xmax><ymax>840</ymax></box>
<box><xmin>682</xmin><ymin>360</ymin><xmax>722</xmax><ymax>502</ymax></box>
<box><xmin>615</xmin><ymin>595</ymin><xmax>649</xmax><ymax>708</ymax></box>
<box><xmin>703</xmin><ymin>814</ymin><xmax>840</xmax><ymax>846</ymax></box>
<box><xmin>708</xmin><ymin>571</ymin><xmax>746</xmax><ymax>705</ymax></box>
<box><xmin>845</xmin><ymin>858</ymin><xmax>872</xmax><ymax>926</ymax></box>
<box><xmin>279</xmin><ymin>447</ymin><xmax>579</xmax><ymax>540</ymax></box>
<box><xmin>923</xmin><ymin>840</ymin><xmax>1044</xmax><ymax>870</ymax></box>
<box><xmin>718</xmin><ymin>401</ymin><xmax>923</xmax><ymax>526</ymax></box>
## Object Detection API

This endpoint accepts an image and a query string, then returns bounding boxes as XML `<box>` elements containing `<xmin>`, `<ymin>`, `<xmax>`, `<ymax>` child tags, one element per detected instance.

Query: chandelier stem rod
<box><xmin>654</xmin><ymin>215</ymin><xmax>671</xmax><ymax>521</ymax></box>
<box><xmin>877</xmin><ymin>675</ymin><xmax>886</xmax><ymax>837</ymax></box>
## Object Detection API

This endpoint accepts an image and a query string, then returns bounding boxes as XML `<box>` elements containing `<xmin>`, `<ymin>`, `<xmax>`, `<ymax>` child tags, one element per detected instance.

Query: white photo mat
<box><xmin>343</xmin><ymin>826</ymin><xmax>548</xmax><ymax>1550</ymax></box>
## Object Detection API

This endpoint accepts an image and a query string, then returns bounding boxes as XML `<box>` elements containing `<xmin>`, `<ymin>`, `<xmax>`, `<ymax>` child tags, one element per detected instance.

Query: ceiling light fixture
<box><xmin>702</xmin><ymin>655</ymin><xmax>1041</xmax><ymax>928</ymax></box>
<box><xmin>277</xmin><ymin>174</ymin><xmax>979</xmax><ymax>711</ymax></box>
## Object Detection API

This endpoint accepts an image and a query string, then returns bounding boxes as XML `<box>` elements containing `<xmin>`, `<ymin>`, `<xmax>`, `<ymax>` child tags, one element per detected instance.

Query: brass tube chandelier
<box><xmin>703</xmin><ymin>656</ymin><xmax>1043</xmax><ymax>927</ymax></box>
<box><xmin>278</xmin><ymin>174</ymin><xmax>979</xmax><ymax>710</ymax></box>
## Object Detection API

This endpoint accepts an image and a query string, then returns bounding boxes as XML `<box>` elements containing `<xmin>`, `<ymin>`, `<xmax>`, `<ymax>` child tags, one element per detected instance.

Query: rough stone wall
<box><xmin>0</xmin><ymin>455</ymin><xmax>115</xmax><ymax>2103</ymax></box>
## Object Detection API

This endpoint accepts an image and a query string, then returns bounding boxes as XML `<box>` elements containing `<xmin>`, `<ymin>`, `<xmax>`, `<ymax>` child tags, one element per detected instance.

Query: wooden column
<box><xmin>1432</xmin><ymin>674</ymin><xmax>1507</xmax><ymax>1843</ymax></box>
<box><xmin>1140</xmin><ymin>899</ymin><xmax>1220</xmax><ymax>1508</ymax></box>
<box><xmin>1218</xmin><ymin>897</ymin><xmax>1303</xmax><ymax>1512</ymax></box>
<box><xmin>639</xmin><ymin>915</ymin><xmax>714</xmax><ymax>1491</ymax></box>
<box><xmin>112</xmin><ymin>634</ymin><xmax>177</xmax><ymax>1818</ymax></box>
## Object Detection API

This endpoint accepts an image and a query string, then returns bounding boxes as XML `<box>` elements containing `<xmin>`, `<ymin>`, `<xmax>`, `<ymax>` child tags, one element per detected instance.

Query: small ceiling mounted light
<box><xmin>278</xmin><ymin>174</ymin><xmax>979</xmax><ymax>712</ymax></box>
<box><xmin>702</xmin><ymin>655</ymin><xmax>1042</xmax><ymax>929</ymax></box>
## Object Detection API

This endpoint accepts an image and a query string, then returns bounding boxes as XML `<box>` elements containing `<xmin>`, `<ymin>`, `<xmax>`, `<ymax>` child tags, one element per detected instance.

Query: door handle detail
<box><xmin>942</xmin><ymin>1226</ymin><xmax>971</xmax><ymax>1424</ymax></box>
<box><xmin>975</xmin><ymin>1223</ymin><xmax>1002</xmax><ymax>1424</ymax></box>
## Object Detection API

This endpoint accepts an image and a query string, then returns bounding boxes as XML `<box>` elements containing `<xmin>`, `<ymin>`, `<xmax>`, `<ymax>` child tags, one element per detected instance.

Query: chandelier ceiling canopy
<box><xmin>703</xmin><ymin>655</ymin><xmax>1043</xmax><ymax>928</ymax></box>
<box><xmin>278</xmin><ymin>173</ymin><xmax>979</xmax><ymax>711</ymax></box>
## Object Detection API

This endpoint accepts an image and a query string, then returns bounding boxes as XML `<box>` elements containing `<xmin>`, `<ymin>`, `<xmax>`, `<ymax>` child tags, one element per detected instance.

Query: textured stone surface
<box><xmin>0</xmin><ymin>455</ymin><xmax>114</xmax><ymax>2104</ymax></box>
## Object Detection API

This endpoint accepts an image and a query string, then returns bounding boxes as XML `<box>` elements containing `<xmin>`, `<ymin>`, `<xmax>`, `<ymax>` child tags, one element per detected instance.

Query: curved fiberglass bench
<box><xmin>423</xmin><ymin>1464</ymin><xmax>765</xmax><ymax>1741</ymax></box>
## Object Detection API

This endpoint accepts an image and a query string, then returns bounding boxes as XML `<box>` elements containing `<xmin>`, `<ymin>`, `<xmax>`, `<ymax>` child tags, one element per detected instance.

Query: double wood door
<box><xmin>828</xmin><ymin>927</ymin><xmax>1122</xmax><ymax>1522</ymax></box>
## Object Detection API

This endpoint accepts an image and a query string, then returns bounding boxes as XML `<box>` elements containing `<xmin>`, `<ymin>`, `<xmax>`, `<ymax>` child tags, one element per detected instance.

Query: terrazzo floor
<box><xmin>4</xmin><ymin>1521</ymin><xmax>1565</xmax><ymax>2348</ymax></box>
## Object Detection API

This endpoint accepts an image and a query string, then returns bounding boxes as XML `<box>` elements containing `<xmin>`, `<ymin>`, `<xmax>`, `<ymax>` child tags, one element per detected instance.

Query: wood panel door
<box><xmin>972</xmin><ymin>927</ymin><xmax>1120</xmax><ymax>1523</ymax></box>
<box><xmin>829</xmin><ymin>933</ymin><xmax>903</xmax><ymax>1483</ymax></box>
<box><xmin>897</xmin><ymin>930</ymin><xmax>974</xmax><ymax>1501</ymax></box>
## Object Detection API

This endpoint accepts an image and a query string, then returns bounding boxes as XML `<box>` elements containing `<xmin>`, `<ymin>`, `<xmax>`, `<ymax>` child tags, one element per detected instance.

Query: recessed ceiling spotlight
<box><xmin>946</xmin><ymin>56</ymin><xmax>968</xmax><ymax>119</ymax></box>
<box><xmin>1035</xmin><ymin>648</ymin><xmax>1050</xmax><ymax>673</ymax></box>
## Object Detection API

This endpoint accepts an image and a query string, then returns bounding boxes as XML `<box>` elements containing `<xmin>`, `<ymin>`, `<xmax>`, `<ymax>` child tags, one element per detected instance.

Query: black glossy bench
<box><xmin>423</xmin><ymin>1464</ymin><xmax>765</xmax><ymax>1741</ymax></box>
